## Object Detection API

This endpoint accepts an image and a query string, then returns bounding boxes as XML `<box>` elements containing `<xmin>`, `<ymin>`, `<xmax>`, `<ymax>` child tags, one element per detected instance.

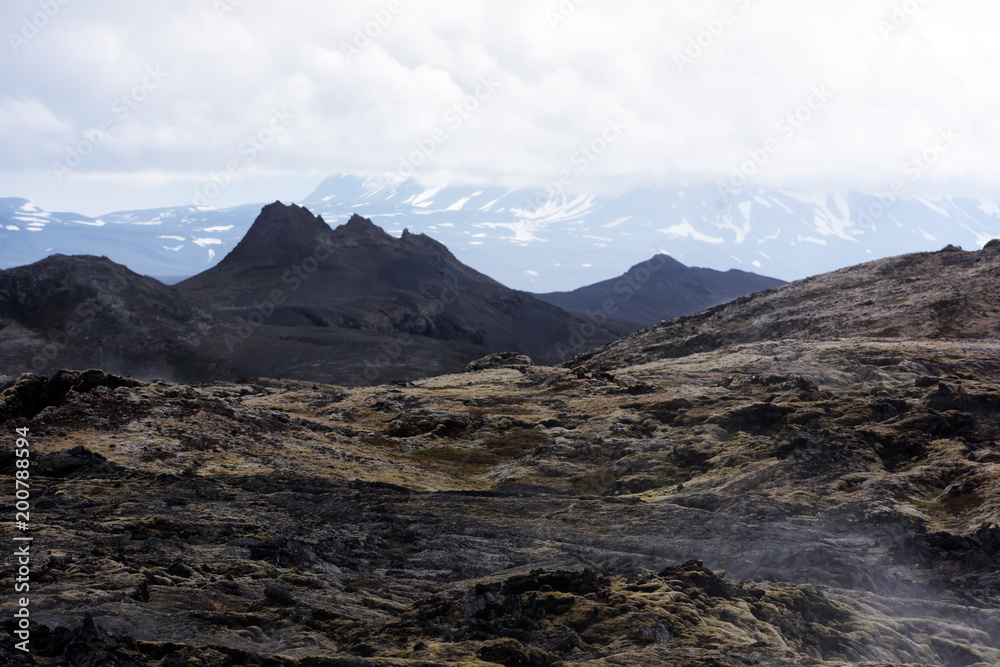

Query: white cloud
<box><xmin>2</xmin><ymin>1</ymin><xmax>999</xmax><ymax>213</ymax></box>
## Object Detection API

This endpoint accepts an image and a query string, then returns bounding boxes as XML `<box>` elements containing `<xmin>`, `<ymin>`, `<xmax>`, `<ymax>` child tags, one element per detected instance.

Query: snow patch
<box><xmin>918</xmin><ymin>198</ymin><xmax>951</xmax><ymax>217</ymax></box>
<box><xmin>831</xmin><ymin>193</ymin><xmax>850</xmax><ymax>220</ymax></box>
<box><xmin>978</xmin><ymin>201</ymin><xmax>1000</xmax><ymax>217</ymax></box>
<box><xmin>405</xmin><ymin>187</ymin><xmax>441</xmax><ymax>208</ymax></box>
<box><xmin>738</xmin><ymin>201</ymin><xmax>752</xmax><ymax>223</ymax></box>
<box><xmin>769</xmin><ymin>197</ymin><xmax>795</xmax><ymax>214</ymax></box>
<box><xmin>601</xmin><ymin>216</ymin><xmax>632</xmax><ymax>228</ymax></box>
<box><xmin>658</xmin><ymin>219</ymin><xmax>725</xmax><ymax>244</ymax></box>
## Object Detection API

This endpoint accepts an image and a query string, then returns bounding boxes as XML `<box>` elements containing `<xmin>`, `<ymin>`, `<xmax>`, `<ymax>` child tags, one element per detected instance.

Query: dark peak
<box><xmin>332</xmin><ymin>214</ymin><xmax>395</xmax><ymax>245</ymax></box>
<box><xmin>219</xmin><ymin>202</ymin><xmax>333</xmax><ymax>266</ymax></box>
<box><xmin>256</xmin><ymin>201</ymin><xmax>329</xmax><ymax>231</ymax></box>
<box><xmin>345</xmin><ymin>213</ymin><xmax>376</xmax><ymax>228</ymax></box>
<box><xmin>340</xmin><ymin>213</ymin><xmax>385</xmax><ymax>235</ymax></box>
<box><xmin>623</xmin><ymin>253</ymin><xmax>685</xmax><ymax>278</ymax></box>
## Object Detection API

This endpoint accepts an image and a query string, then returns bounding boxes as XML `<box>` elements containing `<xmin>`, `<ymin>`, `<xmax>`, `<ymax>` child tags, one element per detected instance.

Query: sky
<box><xmin>1</xmin><ymin>0</ymin><xmax>998</xmax><ymax>217</ymax></box>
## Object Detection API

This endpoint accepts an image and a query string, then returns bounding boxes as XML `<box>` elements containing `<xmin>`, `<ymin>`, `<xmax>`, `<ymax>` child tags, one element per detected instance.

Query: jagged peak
<box><xmin>215</xmin><ymin>201</ymin><xmax>333</xmax><ymax>266</ymax></box>
<box><xmin>342</xmin><ymin>213</ymin><xmax>381</xmax><ymax>230</ymax></box>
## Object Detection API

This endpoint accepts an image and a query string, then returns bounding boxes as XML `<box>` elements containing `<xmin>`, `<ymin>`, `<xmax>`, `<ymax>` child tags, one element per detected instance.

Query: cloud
<box><xmin>1</xmin><ymin>0</ymin><xmax>998</xmax><ymax>214</ymax></box>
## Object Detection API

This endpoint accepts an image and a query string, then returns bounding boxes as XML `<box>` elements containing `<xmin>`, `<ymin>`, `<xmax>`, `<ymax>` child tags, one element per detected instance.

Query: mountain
<box><xmin>0</xmin><ymin>254</ymin><xmax>239</xmax><ymax>382</ymax></box>
<box><xmin>578</xmin><ymin>240</ymin><xmax>1000</xmax><ymax>371</ymax></box>
<box><xmin>177</xmin><ymin>202</ymin><xmax>639</xmax><ymax>366</ymax></box>
<box><xmin>4</xmin><ymin>175</ymin><xmax>1000</xmax><ymax>292</ymax></box>
<box><xmin>533</xmin><ymin>253</ymin><xmax>786</xmax><ymax>325</ymax></box>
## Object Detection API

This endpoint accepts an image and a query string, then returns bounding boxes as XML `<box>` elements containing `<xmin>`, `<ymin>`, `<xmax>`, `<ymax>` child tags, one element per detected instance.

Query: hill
<box><xmin>533</xmin><ymin>253</ymin><xmax>785</xmax><ymax>325</ymax></box>
<box><xmin>0</xmin><ymin>254</ymin><xmax>238</xmax><ymax>382</ymax></box>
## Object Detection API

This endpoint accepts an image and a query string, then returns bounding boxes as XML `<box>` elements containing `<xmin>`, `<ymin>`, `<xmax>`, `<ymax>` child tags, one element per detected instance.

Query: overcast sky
<box><xmin>1</xmin><ymin>0</ymin><xmax>997</xmax><ymax>216</ymax></box>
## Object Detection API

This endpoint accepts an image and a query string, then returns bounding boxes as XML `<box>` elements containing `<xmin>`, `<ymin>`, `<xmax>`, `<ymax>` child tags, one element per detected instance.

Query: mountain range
<box><xmin>0</xmin><ymin>204</ymin><xmax>648</xmax><ymax>384</ymax></box>
<box><xmin>3</xmin><ymin>174</ymin><xmax>1000</xmax><ymax>292</ymax></box>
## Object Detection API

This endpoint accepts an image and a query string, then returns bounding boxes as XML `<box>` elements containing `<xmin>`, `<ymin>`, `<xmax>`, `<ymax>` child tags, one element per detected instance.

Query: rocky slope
<box><xmin>577</xmin><ymin>242</ymin><xmax>1000</xmax><ymax>371</ymax></box>
<box><xmin>0</xmin><ymin>255</ymin><xmax>239</xmax><ymax>382</ymax></box>
<box><xmin>534</xmin><ymin>254</ymin><xmax>785</xmax><ymax>325</ymax></box>
<box><xmin>2</xmin><ymin>334</ymin><xmax>999</xmax><ymax>664</ymax></box>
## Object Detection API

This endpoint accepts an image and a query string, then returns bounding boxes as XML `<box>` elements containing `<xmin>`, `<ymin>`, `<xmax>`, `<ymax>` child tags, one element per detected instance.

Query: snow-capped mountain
<box><xmin>2</xmin><ymin>175</ymin><xmax>999</xmax><ymax>291</ymax></box>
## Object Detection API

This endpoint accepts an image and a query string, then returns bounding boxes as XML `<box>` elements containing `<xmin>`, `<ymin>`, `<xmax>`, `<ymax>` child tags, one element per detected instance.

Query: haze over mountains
<box><xmin>3</xmin><ymin>174</ymin><xmax>1000</xmax><ymax>292</ymax></box>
